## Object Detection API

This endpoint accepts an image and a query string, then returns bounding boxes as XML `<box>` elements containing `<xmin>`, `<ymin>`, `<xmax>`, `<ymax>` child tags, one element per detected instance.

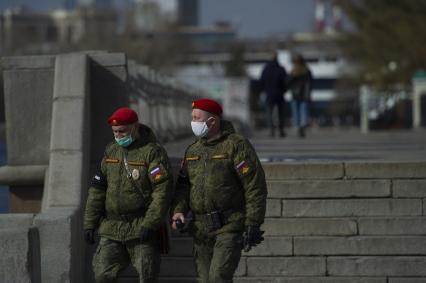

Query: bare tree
<box><xmin>337</xmin><ymin>0</ymin><xmax>426</xmax><ymax>89</ymax></box>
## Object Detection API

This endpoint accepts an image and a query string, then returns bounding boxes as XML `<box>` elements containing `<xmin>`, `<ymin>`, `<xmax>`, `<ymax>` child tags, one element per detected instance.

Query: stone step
<box><xmin>246</xmin><ymin>257</ymin><xmax>326</xmax><ymax>276</ymax></box>
<box><xmin>167</xmin><ymin>236</ymin><xmax>292</xmax><ymax>257</ymax></box>
<box><xmin>282</xmin><ymin>198</ymin><xmax>422</xmax><ymax>217</ymax></box>
<box><xmin>232</xmin><ymin>278</ymin><xmax>387</xmax><ymax>283</ymax></box>
<box><xmin>358</xmin><ymin>217</ymin><xmax>426</xmax><ymax>235</ymax></box>
<box><xmin>267</xmin><ymin>180</ymin><xmax>391</xmax><ymax>199</ymax></box>
<box><xmin>120</xmin><ymin>256</ymin><xmax>334</xmax><ymax>278</ymax></box>
<box><xmin>119</xmin><ymin>276</ymin><xmax>389</xmax><ymax>283</ymax></box>
<box><xmin>262</xmin><ymin>161</ymin><xmax>426</xmax><ymax>180</ymax></box>
<box><xmin>344</xmin><ymin>162</ymin><xmax>426</xmax><ymax>179</ymax></box>
<box><xmin>262</xmin><ymin>218</ymin><xmax>357</xmax><ymax>236</ymax></box>
<box><xmin>118</xmin><ymin>277</ymin><xmax>197</xmax><ymax>283</ymax></box>
<box><xmin>393</xmin><ymin>180</ymin><xmax>426</xmax><ymax>197</ymax></box>
<box><xmin>170</xmin><ymin>217</ymin><xmax>426</xmax><ymax>239</ymax></box>
<box><xmin>327</xmin><ymin>256</ymin><xmax>426</xmax><ymax>276</ymax></box>
<box><xmin>263</xmin><ymin>162</ymin><xmax>344</xmax><ymax>180</ymax></box>
<box><xmin>294</xmin><ymin>236</ymin><xmax>426</xmax><ymax>255</ymax></box>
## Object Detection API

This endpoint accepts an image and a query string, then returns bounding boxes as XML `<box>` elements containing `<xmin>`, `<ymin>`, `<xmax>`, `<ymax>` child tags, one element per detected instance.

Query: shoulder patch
<box><xmin>150</xmin><ymin>167</ymin><xmax>162</xmax><ymax>181</ymax></box>
<box><xmin>236</xmin><ymin>160</ymin><xmax>250</xmax><ymax>174</ymax></box>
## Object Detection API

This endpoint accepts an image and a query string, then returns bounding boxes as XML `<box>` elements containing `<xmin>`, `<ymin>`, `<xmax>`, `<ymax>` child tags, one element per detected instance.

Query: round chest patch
<box><xmin>132</xmin><ymin>169</ymin><xmax>140</xmax><ymax>180</ymax></box>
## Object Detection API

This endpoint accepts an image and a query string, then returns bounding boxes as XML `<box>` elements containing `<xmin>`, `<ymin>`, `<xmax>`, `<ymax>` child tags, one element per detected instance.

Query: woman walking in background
<box><xmin>289</xmin><ymin>54</ymin><xmax>313</xmax><ymax>138</ymax></box>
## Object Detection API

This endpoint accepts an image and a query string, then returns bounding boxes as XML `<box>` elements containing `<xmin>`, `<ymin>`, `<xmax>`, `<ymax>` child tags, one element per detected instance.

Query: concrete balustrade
<box><xmin>0</xmin><ymin>51</ymin><xmax>202</xmax><ymax>283</ymax></box>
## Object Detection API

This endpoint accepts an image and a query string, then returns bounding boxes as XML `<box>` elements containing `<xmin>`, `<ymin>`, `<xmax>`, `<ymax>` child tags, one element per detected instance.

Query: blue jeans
<box><xmin>291</xmin><ymin>101</ymin><xmax>309</xmax><ymax>128</ymax></box>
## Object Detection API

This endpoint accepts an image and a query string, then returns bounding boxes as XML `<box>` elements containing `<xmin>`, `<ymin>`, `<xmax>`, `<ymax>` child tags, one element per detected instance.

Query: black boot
<box><xmin>270</xmin><ymin>128</ymin><xmax>275</xmax><ymax>137</ymax></box>
<box><xmin>279</xmin><ymin>129</ymin><xmax>286</xmax><ymax>138</ymax></box>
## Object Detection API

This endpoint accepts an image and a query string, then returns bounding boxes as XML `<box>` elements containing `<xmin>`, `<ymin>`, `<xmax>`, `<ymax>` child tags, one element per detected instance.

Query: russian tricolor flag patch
<box><xmin>150</xmin><ymin>167</ymin><xmax>162</xmax><ymax>181</ymax></box>
<box><xmin>236</xmin><ymin>160</ymin><xmax>250</xmax><ymax>174</ymax></box>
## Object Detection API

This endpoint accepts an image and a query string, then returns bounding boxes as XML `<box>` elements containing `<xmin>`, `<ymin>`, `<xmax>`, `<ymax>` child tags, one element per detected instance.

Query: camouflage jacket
<box><xmin>84</xmin><ymin>124</ymin><xmax>173</xmax><ymax>241</ymax></box>
<box><xmin>172</xmin><ymin>120</ymin><xmax>267</xmax><ymax>236</ymax></box>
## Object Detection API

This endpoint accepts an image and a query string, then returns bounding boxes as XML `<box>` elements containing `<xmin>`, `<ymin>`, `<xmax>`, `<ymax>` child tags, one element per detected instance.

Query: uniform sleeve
<box><xmin>83</xmin><ymin>158</ymin><xmax>107</xmax><ymax>230</ymax></box>
<box><xmin>233</xmin><ymin>139</ymin><xmax>267</xmax><ymax>226</ymax></box>
<box><xmin>141</xmin><ymin>146</ymin><xmax>173</xmax><ymax>230</ymax></box>
<box><xmin>171</xmin><ymin>160</ymin><xmax>190</xmax><ymax>215</ymax></box>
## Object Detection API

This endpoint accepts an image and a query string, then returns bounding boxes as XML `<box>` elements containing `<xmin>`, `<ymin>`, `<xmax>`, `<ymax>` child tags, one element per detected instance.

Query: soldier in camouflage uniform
<box><xmin>171</xmin><ymin>99</ymin><xmax>267</xmax><ymax>283</ymax></box>
<box><xmin>84</xmin><ymin>107</ymin><xmax>173</xmax><ymax>283</ymax></box>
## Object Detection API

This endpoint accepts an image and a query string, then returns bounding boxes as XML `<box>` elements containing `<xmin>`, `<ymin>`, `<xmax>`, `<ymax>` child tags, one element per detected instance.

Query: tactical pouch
<box><xmin>207</xmin><ymin>210</ymin><xmax>223</xmax><ymax>231</ymax></box>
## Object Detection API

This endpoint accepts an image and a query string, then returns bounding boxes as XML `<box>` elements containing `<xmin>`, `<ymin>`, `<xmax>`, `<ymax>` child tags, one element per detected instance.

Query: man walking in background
<box><xmin>259</xmin><ymin>51</ymin><xmax>288</xmax><ymax>137</ymax></box>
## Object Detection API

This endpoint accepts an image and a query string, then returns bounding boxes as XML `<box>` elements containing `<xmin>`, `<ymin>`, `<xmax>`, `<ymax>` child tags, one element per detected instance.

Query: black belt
<box><xmin>106</xmin><ymin>211</ymin><xmax>145</xmax><ymax>222</ymax></box>
<box><xmin>194</xmin><ymin>209</ymin><xmax>237</xmax><ymax>222</ymax></box>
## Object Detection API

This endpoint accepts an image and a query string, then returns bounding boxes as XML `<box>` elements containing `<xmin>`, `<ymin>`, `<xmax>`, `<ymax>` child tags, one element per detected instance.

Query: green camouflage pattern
<box><xmin>193</xmin><ymin>232</ymin><xmax>242</xmax><ymax>283</ymax></box>
<box><xmin>93</xmin><ymin>237</ymin><xmax>160</xmax><ymax>283</ymax></box>
<box><xmin>172</xmin><ymin>120</ymin><xmax>267</xmax><ymax>238</ymax></box>
<box><xmin>84</xmin><ymin>124</ymin><xmax>173</xmax><ymax>242</ymax></box>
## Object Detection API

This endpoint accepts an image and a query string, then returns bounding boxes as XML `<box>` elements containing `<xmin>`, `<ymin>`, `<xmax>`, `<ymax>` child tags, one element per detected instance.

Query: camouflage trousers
<box><xmin>193</xmin><ymin>232</ymin><xmax>242</xmax><ymax>283</ymax></box>
<box><xmin>93</xmin><ymin>237</ymin><xmax>160</xmax><ymax>283</ymax></box>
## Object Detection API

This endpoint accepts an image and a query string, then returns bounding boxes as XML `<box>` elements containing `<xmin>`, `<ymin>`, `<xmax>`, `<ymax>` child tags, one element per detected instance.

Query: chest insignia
<box><xmin>105</xmin><ymin>158</ymin><xmax>120</xmax><ymax>163</ymax></box>
<box><xmin>211</xmin><ymin>154</ymin><xmax>228</xmax><ymax>159</ymax></box>
<box><xmin>186</xmin><ymin>156</ymin><xmax>200</xmax><ymax>161</ymax></box>
<box><xmin>128</xmin><ymin>161</ymin><xmax>147</xmax><ymax>167</ymax></box>
<box><xmin>132</xmin><ymin>169</ymin><xmax>140</xmax><ymax>180</ymax></box>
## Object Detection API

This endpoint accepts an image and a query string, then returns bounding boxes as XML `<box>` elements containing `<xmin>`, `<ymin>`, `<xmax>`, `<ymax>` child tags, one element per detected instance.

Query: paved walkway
<box><xmin>164</xmin><ymin>127</ymin><xmax>426</xmax><ymax>162</ymax></box>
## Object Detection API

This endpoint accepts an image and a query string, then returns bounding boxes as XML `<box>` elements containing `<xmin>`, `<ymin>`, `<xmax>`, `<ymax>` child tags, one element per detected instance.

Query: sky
<box><xmin>200</xmin><ymin>0</ymin><xmax>316</xmax><ymax>38</ymax></box>
<box><xmin>0</xmin><ymin>0</ymin><xmax>325</xmax><ymax>38</ymax></box>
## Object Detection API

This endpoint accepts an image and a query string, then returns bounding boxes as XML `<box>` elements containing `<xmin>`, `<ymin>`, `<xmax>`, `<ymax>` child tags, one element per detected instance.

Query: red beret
<box><xmin>192</xmin><ymin>98</ymin><xmax>223</xmax><ymax>116</ymax></box>
<box><xmin>107</xmin><ymin>107</ymin><xmax>138</xmax><ymax>126</ymax></box>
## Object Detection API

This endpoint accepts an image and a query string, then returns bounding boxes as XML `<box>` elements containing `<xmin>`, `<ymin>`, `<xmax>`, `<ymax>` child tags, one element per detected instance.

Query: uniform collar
<box><xmin>199</xmin><ymin>120</ymin><xmax>235</xmax><ymax>146</ymax></box>
<box><xmin>120</xmin><ymin>123</ymin><xmax>158</xmax><ymax>150</ymax></box>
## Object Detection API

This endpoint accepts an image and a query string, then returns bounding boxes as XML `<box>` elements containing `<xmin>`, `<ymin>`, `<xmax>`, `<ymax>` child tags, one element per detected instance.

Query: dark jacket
<box><xmin>259</xmin><ymin>59</ymin><xmax>287</xmax><ymax>103</ymax></box>
<box><xmin>289</xmin><ymin>69</ymin><xmax>313</xmax><ymax>102</ymax></box>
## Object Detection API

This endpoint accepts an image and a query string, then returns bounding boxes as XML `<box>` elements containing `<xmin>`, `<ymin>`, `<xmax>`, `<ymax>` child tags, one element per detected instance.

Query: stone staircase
<box><xmin>117</xmin><ymin>161</ymin><xmax>426</xmax><ymax>282</ymax></box>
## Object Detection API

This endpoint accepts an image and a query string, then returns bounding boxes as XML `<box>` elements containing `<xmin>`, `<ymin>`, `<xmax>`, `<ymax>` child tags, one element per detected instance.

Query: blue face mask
<box><xmin>115</xmin><ymin>135</ymin><xmax>133</xmax><ymax>147</ymax></box>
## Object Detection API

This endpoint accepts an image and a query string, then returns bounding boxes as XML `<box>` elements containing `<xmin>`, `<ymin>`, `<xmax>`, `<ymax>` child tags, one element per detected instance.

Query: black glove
<box><xmin>140</xmin><ymin>227</ymin><xmax>155</xmax><ymax>243</ymax></box>
<box><xmin>175</xmin><ymin>219</ymin><xmax>185</xmax><ymax>230</ymax></box>
<box><xmin>242</xmin><ymin>225</ymin><xmax>264</xmax><ymax>252</ymax></box>
<box><xmin>84</xmin><ymin>229</ymin><xmax>95</xmax><ymax>245</ymax></box>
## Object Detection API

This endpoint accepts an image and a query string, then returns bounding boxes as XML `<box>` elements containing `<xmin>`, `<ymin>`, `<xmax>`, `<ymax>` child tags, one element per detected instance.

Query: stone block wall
<box><xmin>116</xmin><ymin>161</ymin><xmax>426</xmax><ymax>283</ymax></box>
<box><xmin>234</xmin><ymin>161</ymin><xmax>426</xmax><ymax>282</ymax></box>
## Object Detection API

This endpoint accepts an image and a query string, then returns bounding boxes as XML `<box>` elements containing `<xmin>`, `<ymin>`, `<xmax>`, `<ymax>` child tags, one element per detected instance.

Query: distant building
<box><xmin>178</xmin><ymin>23</ymin><xmax>236</xmax><ymax>47</ymax></box>
<box><xmin>0</xmin><ymin>6</ymin><xmax>118</xmax><ymax>53</ymax></box>
<box><xmin>79</xmin><ymin>0</ymin><xmax>113</xmax><ymax>9</ymax></box>
<box><xmin>52</xmin><ymin>7</ymin><xmax>118</xmax><ymax>45</ymax></box>
<box><xmin>0</xmin><ymin>8</ymin><xmax>56</xmax><ymax>53</ymax></box>
<box><xmin>131</xmin><ymin>0</ymin><xmax>164</xmax><ymax>32</ymax></box>
<box><xmin>315</xmin><ymin>0</ymin><xmax>344</xmax><ymax>33</ymax></box>
<box><xmin>62</xmin><ymin>0</ymin><xmax>77</xmax><ymax>10</ymax></box>
<box><xmin>177</xmin><ymin>0</ymin><xmax>198</xmax><ymax>26</ymax></box>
